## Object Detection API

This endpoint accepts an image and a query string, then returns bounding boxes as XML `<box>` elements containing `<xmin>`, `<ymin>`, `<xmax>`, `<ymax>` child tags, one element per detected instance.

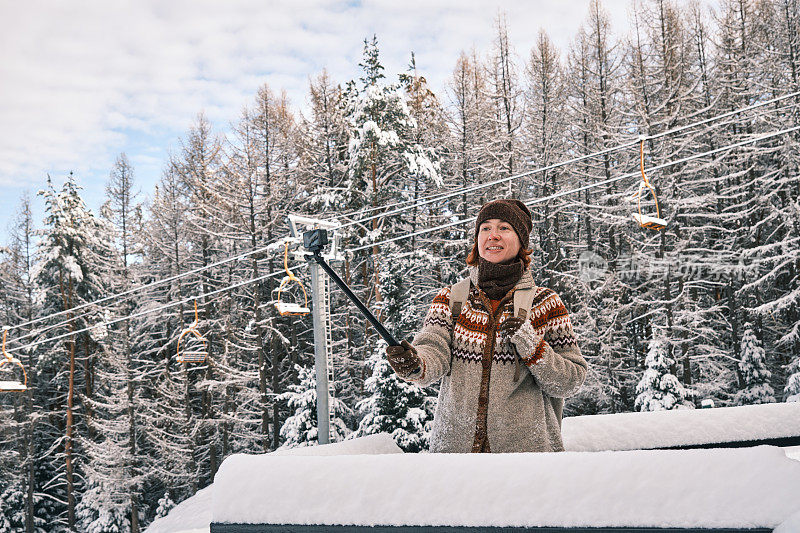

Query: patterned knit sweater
<box><xmin>404</xmin><ymin>266</ymin><xmax>587</xmax><ymax>453</ymax></box>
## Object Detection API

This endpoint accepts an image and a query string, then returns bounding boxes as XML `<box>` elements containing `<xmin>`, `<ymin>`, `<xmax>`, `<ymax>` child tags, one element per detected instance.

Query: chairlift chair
<box><xmin>176</xmin><ymin>300</ymin><xmax>209</xmax><ymax>364</ymax></box>
<box><xmin>631</xmin><ymin>139</ymin><xmax>668</xmax><ymax>231</ymax></box>
<box><xmin>0</xmin><ymin>329</ymin><xmax>27</xmax><ymax>392</ymax></box>
<box><xmin>275</xmin><ymin>241</ymin><xmax>310</xmax><ymax>317</ymax></box>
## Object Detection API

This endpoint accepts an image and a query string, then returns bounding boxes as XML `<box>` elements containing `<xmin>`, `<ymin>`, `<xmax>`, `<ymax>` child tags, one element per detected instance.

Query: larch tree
<box><xmin>523</xmin><ymin>29</ymin><xmax>571</xmax><ymax>292</ymax></box>
<box><xmin>138</xmin><ymin>163</ymin><xmax>199</xmax><ymax>504</ymax></box>
<box><xmin>565</xmin><ymin>0</ymin><xmax>630</xmax><ymax>413</ymax></box>
<box><xmin>443</xmin><ymin>49</ymin><xmax>495</xmax><ymax>275</ymax></box>
<box><xmin>86</xmin><ymin>153</ymin><xmax>147</xmax><ymax>532</ymax></box>
<box><xmin>486</xmin><ymin>13</ymin><xmax>523</xmax><ymax>197</ymax></box>
<box><xmin>0</xmin><ymin>194</ymin><xmax>45</xmax><ymax>533</ymax></box>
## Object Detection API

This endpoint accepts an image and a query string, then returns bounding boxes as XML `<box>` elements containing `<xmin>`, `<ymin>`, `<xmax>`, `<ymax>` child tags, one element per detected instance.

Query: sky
<box><xmin>0</xmin><ymin>0</ymin><xmax>711</xmax><ymax>243</ymax></box>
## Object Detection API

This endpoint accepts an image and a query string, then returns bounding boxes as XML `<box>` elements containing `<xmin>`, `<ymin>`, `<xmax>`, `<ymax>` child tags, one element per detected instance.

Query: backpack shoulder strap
<box><xmin>449</xmin><ymin>277</ymin><xmax>471</xmax><ymax>318</ymax></box>
<box><xmin>512</xmin><ymin>286</ymin><xmax>537</xmax><ymax>383</ymax></box>
<box><xmin>446</xmin><ymin>277</ymin><xmax>471</xmax><ymax>377</ymax></box>
<box><xmin>513</xmin><ymin>286</ymin><xmax>537</xmax><ymax>320</ymax></box>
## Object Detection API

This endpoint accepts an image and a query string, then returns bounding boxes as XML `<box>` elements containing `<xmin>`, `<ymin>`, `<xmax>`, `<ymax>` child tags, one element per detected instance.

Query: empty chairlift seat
<box><xmin>0</xmin><ymin>329</ymin><xmax>27</xmax><ymax>392</ymax></box>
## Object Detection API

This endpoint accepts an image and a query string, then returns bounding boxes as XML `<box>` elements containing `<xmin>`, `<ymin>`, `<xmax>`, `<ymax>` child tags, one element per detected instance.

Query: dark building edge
<box><xmin>660</xmin><ymin>435</ymin><xmax>800</xmax><ymax>450</ymax></box>
<box><xmin>210</xmin><ymin>525</ymin><xmax>774</xmax><ymax>533</ymax></box>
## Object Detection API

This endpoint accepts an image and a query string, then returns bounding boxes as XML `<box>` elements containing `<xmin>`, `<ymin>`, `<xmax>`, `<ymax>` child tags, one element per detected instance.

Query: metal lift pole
<box><xmin>308</xmin><ymin>259</ymin><xmax>331</xmax><ymax>445</ymax></box>
<box><xmin>289</xmin><ymin>215</ymin><xmax>342</xmax><ymax>446</ymax></box>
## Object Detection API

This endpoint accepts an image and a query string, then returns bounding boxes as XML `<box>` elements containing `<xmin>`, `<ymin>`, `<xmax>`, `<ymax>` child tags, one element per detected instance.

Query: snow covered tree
<box><xmin>351</xmin><ymin>242</ymin><xmax>436</xmax><ymax>452</ymax></box>
<box><xmin>522</xmin><ymin>29</ymin><xmax>570</xmax><ymax>290</ymax></box>
<box><xmin>352</xmin><ymin>351</ymin><xmax>435</xmax><ymax>453</ymax></box>
<box><xmin>445</xmin><ymin>49</ymin><xmax>494</xmax><ymax>232</ymax></box>
<box><xmin>623</xmin><ymin>0</ymin><xmax>723</xmax><ymax>413</ymax></box>
<box><xmin>0</xmin><ymin>463</ymin><xmax>54</xmax><ymax>533</ymax></box>
<box><xmin>75</xmin><ymin>480</ymin><xmax>130</xmax><ymax>533</ymax></box>
<box><xmin>301</xmin><ymin>69</ymin><xmax>350</xmax><ymax>211</ymax></box>
<box><xmin>239</xmin><ymin>85</ymin><xmax>307</xmax><ymax>452</ymax></box>
<box><xmin>278</xmin><ymin>365</ymin><xmax>351</xmax><ymax>448</ymax></box>
<box><xmin>217</xmin><ymin>84</ymin><xmax>308</xmax><ymax>453</ymax></box>
<box><xmin>342</xmin><ymin>35</ymin><xmax>442</xmax><ymax>400</ymax></box>
<box><xmin>0</xmin><ymin>194</ymin><xmax>45</xmax><ymax>533</ymax></box>
<box><xmin>785</xmin><ymin>355</ymin><xmax>800</xmax><ymax>402</ymax></box>
<box><xmin>565</xmin><ymin>0</ymin><xmax>632</xmax><ymax>414</ymax></box>
<box><xmin>0</xmin><ymin>481</ymin><xmax>29</xmax><ymax>533</ymax></box>
<box><xmin>137</xmin><ymin>160</ymin><xmax>209</xmax><ymax>506</ymax></box>
<box><xmin>486</xmin><ymin>13</ymin><xmax>523</xmax><ymax>196</ymax></box>
<box><xmin>345</xmin><ymin>38</ymin><xmax>443</xmax><ymax>256</ymax></box>
<box><xmin>345</xmin><ymin>34</ymin><xmax>444</xmax><ymax>241</ymax></box>
<box><xmin>153</xmin><ymin>492</ymin><xmax>175</xmax><ymax>521</ymax></box>
<box><xmin>635</xmin><ymin>337</ymin><xmax>691</xmax><ymax>411</ymax></box>
<box><xmin>33</xmin><ymin>174</ymin><xmax>117</xmax><ymax>530</ymax></box>
<box><xmin>399</xmin><ymin>53</ymin><xmax>449</xmax><ymax>253</ymax></box>
<box><xmin>94</xmin><ymin>153</ymin><xmax>147</xmax><ymax>532</ymax></box>
<box><xmin>78</xmin><ymin>335</ymin><xmax>146</xmax><ymax>533</ymax></box>
<box><xmin>734</xmin><ymin>325</ymin><xmax>775</xmax><ymax>405</ymax></box>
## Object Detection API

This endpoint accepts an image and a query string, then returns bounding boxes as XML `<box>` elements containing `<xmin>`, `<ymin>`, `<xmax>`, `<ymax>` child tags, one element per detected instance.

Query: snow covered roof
<box><xmin>562</xmin><ymin>402</ymin><xmax>800</xmax><ymax>452</ymax></box>
<box><xmin>151</xmin><ymin>406</ymin><xmax>800</xmax><ymax>532</ymax></box>
<box><xmin>211</xmin><ymin>440</ymin><xmax>800</xmax><ymax>530</ymax></box>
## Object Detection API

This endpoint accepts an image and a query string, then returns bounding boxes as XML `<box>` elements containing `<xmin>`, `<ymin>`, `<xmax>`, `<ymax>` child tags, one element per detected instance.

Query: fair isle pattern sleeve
<box><xmin>406</xmin><ymin>286</ymin><xmax>454</xmax><ymax>388</ymax></box>
<box><xmin>510</xmin><ymin>290</ymin><xmax>588</xmax><ymax>398</ymax></box>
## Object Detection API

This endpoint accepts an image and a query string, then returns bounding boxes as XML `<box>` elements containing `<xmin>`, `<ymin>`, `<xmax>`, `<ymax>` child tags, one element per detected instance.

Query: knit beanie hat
<box><xmin>475</xmin><ymin>199</ymin><xmax>532</xmax><ymax>249</ymax></box>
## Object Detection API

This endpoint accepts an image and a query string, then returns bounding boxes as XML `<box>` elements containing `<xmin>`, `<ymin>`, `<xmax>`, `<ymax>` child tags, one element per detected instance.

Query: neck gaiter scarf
<box><xmin>477</xmin><ymin>257</ymin><xmax>523</xmax><ymax>300</ymax></box>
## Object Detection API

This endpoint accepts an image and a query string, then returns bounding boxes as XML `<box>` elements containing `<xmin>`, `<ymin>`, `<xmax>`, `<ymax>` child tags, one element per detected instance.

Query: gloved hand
<box><xmin>501</xmin><ymin>314</ymin><xmax>545</xmax><ymax>373</ymax></box>
<box><xmin>498</xmin><ymin>316</ymin><xmax>526</xmax><ymax>338</ymax></box>
<box><xmin>386</xmin><ymin>340</ymin><xmax>421</xmax><ymax>377</ymax></box>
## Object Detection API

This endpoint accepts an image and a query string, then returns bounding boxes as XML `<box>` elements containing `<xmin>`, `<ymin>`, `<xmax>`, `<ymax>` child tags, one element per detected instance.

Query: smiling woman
<box><xmin>476</xmin><ymin>218</ymin><xmax>521</xmax><ymax>263</ymax></box>
<box><xmin>385</xmin><ymin>198</ymin><xmax>588</xmax><ymax>454</ymax></box>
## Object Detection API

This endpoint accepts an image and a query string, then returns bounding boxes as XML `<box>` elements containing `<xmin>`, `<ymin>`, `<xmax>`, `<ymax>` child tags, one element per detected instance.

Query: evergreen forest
<box><xmin>2</xmin><ymin>1</ymin><xmax>800</xmax><ymax>531</ymax></box>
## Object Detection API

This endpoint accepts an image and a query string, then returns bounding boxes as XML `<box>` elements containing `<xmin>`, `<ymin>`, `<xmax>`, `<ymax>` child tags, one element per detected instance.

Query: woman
<box><xmin>386</xmin><ymin>199</ymin><xmax>587</xmax><ymax>453</ymax></box>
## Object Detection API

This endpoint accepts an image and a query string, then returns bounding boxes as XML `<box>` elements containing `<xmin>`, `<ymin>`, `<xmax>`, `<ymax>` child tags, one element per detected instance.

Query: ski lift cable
<box><xmin>8</xmin><ymin>92</ymin><xmax>800</xmax><ymax>338</ymax></box>
<box><xmin>328</xmin><ymin>94</ymin><xmax>783</xmax><ymax>226</ymax></box>
<box><xmin>330</xmin><ymin>90</ymin><xmax>800</xmax><ymax>230</ymax></box>
<box><xmin>6</xmin><ymin>237</ymin><xmax>293</xmax><ymax>337</ymax></box>
<box><xmin>4</xmin><ymin>268</ymin><xmax>289</xmax><ymax>356</ymax></box>
<box><xmin>347</xmin><ymin>124</ymin><xmax>800</xmax><ymax>253</ymax></box>
<box><xmin>8</xmin><ymin>254</ymin><xmax>286</xmax><ymax>349</ymax></box>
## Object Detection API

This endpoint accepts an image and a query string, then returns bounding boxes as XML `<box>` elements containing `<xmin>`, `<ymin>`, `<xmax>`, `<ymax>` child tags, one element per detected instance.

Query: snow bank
<box><xmin>785</xmin><ymin>445</ymin><xmax>800</xmax><ymax>461</ymax></box>
<box><xmin>273</xmin><ymin>432</ymin><xmax>403</xmax><ymax>456</ymax></box>
<box><xmin>775</xmin><ymin>507</ymin><xmax>800</xmax><ymax>533</ymax></box>
<box><xmin>145</xmin><ymin>435</ymin><xmax>400</xmax><ymax>533</ymax></box>
<box><xmin>562</xmin><ymin>401</ymin><xmax>800</xmax><ymax>451</ymax></box>
<box><xmin>212</xmin><ymin>444</ymin><xmax>800</xmax><ymax>529</ymax></box>
<box><xmin>144</xmin><ymin>485</ymin><xmax>212</xmax><ymax>533</ymax></box>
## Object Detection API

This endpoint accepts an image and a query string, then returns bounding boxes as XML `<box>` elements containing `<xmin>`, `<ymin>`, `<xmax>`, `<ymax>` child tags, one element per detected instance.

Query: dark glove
<box><xmin>498</xmin><ymin>316</ymin><xmax>526</xmax><ymax>338</ymax></box>
<box><xmin>386</xmin><ymin>340</ymin><xmax>421</xmax><ymax>376</ymax></box>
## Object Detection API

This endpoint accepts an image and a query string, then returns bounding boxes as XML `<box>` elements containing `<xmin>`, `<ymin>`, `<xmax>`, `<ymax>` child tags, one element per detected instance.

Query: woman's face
<box><xmin>477</xmin><ymin>218</ymin><xmax>520</xmax><ymax>264</ymax></box>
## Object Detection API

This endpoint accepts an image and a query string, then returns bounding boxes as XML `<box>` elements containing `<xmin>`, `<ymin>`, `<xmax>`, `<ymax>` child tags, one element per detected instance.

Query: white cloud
<box><xmin>0</xmin><ymin>0</ymin><xmax>712</xmax><ymax>232</ymax></box>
